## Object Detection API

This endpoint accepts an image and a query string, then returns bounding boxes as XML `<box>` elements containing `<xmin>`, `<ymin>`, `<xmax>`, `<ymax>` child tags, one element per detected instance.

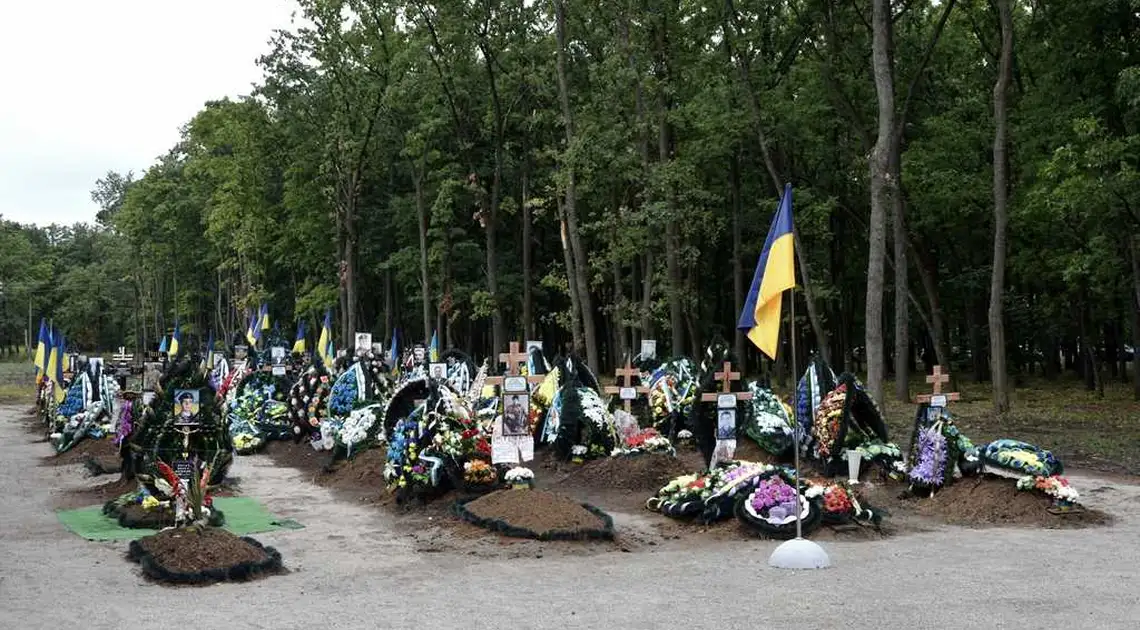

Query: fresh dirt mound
<box><xmin>54</xmin><ymin>476</ymin><xmax>138</xmax><ymax>510</ymax></box>
<box><xmin>264</xmin><ymin>440</ymin><xmax>386</xmax><ymax>497</ymax></box>
<box><xmin>129</xmin><ymin>527</ymin><xmax>283</xmax><ymax>584</ymax></box>
<box><xmin>459</xmin><ymin>490</ymin><xmax>613</xmax><ymax>539</ymax></box>
<box><xmin>562</xmin><ymin>453</ymin><xmax>694</xmax><ymax>492</ymax></box>
<box><xmin>867</xmin><ymin>475</ymin><xmax>1111</xmax><ymax>529</ymax></box>
<box><xmin>41</xmin><ymin>438</ymin><xmax>118</xmax><ymax>467</ymax></box>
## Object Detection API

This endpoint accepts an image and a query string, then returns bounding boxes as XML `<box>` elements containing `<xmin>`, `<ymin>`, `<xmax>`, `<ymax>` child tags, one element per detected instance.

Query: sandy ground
<box><xmin>3</xmin><ymin>405</ymin><xmax>1140</xmax><ymax>630</ymax></box>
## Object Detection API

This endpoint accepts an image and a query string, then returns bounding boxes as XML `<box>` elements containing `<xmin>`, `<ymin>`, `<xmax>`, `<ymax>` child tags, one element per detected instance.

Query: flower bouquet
<box><xmin>571</xmin><ymin>444</ymin><xmax>587</xmax><ymax>464</ymax></box>
<box><xmin>806</xmin><ymin>481</ymin><xmax>885</xmax><ymax>526</ymax></box>
<box><xmin>613</xmin><ymin>428</ymin><xmax>675</xmax><ymax>457</ymax></box>
<box><xmin>735</xmin><ymin>471</ymin><xmax>821</xmax><ymax>539</ymax></box>
<box><xmin>1017</xmin><ymin>474</ymin><xmax>1080</xmax><ymax>511</ymax></box>
<box><xmin>745</xmin><ymin>385</ymin><xmax>795</xmax><ymax>457</ymax></box>
<box><xmin>504</xmin><ymin>466</ymin><xmax>535</xmax><ymax>489</ymax></box>
<box><xmin>462</xmin><ymin>460</ymin><xmax>498</xmax><ymax>493</ymax></box>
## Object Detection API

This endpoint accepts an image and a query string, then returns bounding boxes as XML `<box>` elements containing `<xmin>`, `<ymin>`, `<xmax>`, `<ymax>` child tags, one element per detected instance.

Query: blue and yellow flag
<box><xmin>429</xmin><ymin>330</ymin><xmax>439</xmax><ymax>362</ymax></box>
<box><xmin>245</xmin><ymin>309</ymin><xmax>261</xmax><ymax>346</ymax></box>
<box><xmin>737</xmin><ymin>183</ymin><xmax>797</xmax><ymax>360</ymax></box>
<box><xmin>292</xmin><ymin>321</ymin><xmax>307</xmax><ymax>354</ymax></box>
<box><xmin>49</xmin><ymin>329</ymin><xmax>66</xmax><ymax>402</ymax></box>
<box><xmin>169</xmin><ymin>322</ymin><xmax>181</xmax><ymax>358</ymax></box>
<box><xmin>158</xmin><ymin>335</ymin><xmax>168</xmax><ymax>355</ymax></box>
<box><xmin>205</xmin><ymin>330</ymin><xmax>216</xmax><ymax>370</ymax></box>
<box><xmin>318</xmin><ymin>309</ymin><xmax>334</xmax><ymax>369</ymax></box>
<box><xmin>33</xmin><ymin>318</ymin><xmax>48</xmax><ymax>375</ymax></box>
<box><xmin>260</xmin><ymin>303</ymin><xmax>270</xmax><ymax>331</ymax></box>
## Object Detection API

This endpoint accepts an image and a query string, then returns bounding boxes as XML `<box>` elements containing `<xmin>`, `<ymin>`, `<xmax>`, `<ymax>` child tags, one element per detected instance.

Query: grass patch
<box><xmin>879</xmin><ymin>375</ymin><xmax>1140</xmax><ymax>475</ymax></box>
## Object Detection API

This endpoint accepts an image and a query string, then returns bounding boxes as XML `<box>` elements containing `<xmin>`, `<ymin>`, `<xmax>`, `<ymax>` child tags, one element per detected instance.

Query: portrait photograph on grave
<box><xmin>429</xmin><ymin>363</ymin><xmax>447</xmax><ymax>380</ymax></box>
<box><xmin>526</xmin><ymin>340</ymin><xmax>542</xmax><ymax>355</ymax></box>
<box><xmin>355</xmin><ymin>332</ymin><xmax>372</xmax><ymax>354</ymax></box>
<box><xmin>173</xmin><ymin>389</ymin><xmax>201</xmax><ymax>425</ymax></box>
<box><xmin>717</xmin><ymin>408</ymin><xmax>737</xmax><ymax>440</ymax></box>
<box><xmin>640</xmin><ymin>339</ymin><xmax>657</xmax><ymax>360</ymax></box>
<box><xmin>502</xmin><ymin>394</ymin><xmax>530</xmax><ymax>436</ymax></box>
<box><xmin>234</xmin><ymin>345</ymin><xmax>248</xmax><ymax>360</ymax></box>
<box><xmin>143</xmin><ymin>362</ymin><xmax>162</xmax><ymax>391</ymax></box>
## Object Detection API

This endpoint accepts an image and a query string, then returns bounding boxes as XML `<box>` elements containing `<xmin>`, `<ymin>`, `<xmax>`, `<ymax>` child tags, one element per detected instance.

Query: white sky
<box><xmin>0</xmin><ymin>0</ymin><xmax>298</xmax><ymax>227</ymax></box>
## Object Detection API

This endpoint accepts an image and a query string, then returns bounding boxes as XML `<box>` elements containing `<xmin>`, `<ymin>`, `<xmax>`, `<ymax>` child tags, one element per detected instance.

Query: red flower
<box><xmin>476</xmin><ymin>439</ymin><xmax>491</xmax><ymax>455</ymax></box>
<box><xmin>461</xmin><ymin>429</ymin><xmax>479</xmax><ymax>440</ymax></box>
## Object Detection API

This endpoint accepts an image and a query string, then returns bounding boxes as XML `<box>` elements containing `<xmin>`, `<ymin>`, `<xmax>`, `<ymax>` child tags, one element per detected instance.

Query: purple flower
<box><xmin>750</xmin><ymin>477</ymin><xmax>797</xmax><ymax>513</ymax></box>
<box><xmin>908</xmin><ymin>427</ymin><xmax>947</xmax><ymax>487</ymax></box>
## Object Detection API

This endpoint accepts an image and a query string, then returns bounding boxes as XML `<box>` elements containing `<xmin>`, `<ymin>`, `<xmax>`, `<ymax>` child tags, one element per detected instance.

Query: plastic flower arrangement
<box><xmin>1017</xmin><ymin>474</ymin><xmax>1079</xmax><ymax>504</ymax></box>
<box><xmin>615</xmin><ymin>428</ymin><xmax>675</xmax><ymax>456</ymax></box>
<box><xmin>908</xmin><ymin>425</ymin><xmax>948</xmax><ymax>489</ymax></box>
<box><xmin>463</xmin><ymin>460</ymin><xmax>497</xmax><ymax>485</ymax></box>
<box><xmin>750</xmin><ymin>476</ymin><xmax>798</xmax><ymax>512</ymax></box>
<box><xmin>504</xmin><ymin>467</ymin><xmax>535</xmax><ymax>488</ymax></box>
<box><xmin>812</xmin><ymin>383</ymin><xmax>846</xmax><ymax>459</ymax></box>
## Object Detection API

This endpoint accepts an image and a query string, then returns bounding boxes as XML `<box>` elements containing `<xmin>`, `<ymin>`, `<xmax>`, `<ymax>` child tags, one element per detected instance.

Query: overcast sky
<box><xmin>0</xmin><ymin>0</ymin><xmax>298</xmax><ymax>227</ymax></box>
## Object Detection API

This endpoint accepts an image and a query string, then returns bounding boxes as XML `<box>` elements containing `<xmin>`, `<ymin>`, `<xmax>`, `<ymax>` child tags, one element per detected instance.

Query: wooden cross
<box><xmin>915</xmin><ymin>365</ymin><xmax>960</xmax><ymax>405</ymax></box>
<box><xmin>700</xmin><ymin>362</ymin><xmax>754</xmax><ymax>403</ymax></box>
<box><xmin>604</xmin><ymin>360</ymin><xmax>650</xmax><ymax>413</ymax></box>
<box><xmin>485</xmin><ymin>342</ymin><xmax>546</xmax><ymax>388</ymax></box>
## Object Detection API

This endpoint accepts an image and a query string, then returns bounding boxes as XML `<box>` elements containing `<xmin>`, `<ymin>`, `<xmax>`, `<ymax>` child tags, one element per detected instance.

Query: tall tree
<box><xmin>989</xmin><ymin>0</ymin><xmax>1014</xmax><ymax>412</ymax></box>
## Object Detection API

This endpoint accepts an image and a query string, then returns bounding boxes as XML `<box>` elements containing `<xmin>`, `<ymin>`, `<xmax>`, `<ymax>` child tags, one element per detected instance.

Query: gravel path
<box><xmin>3</xmin><ymin>405</ymin><xmax>1139</xmax><ymax>629</ymax></box>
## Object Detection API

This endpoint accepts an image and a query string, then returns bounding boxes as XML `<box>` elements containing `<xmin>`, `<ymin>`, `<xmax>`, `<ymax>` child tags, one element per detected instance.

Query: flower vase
<box><xmin>510</xmin><ymin>480</ymin><xmax>533</xmax><ymax>490</ymax></box>
<box><xmin>572</xmin><ymin>457</ymin><xmax>584</xmax><ymax>465</ymax></box>
<box><xmin>846</xmin><ymin>450</ymin><xmax>863</xmax><ymax>484</ymax></box>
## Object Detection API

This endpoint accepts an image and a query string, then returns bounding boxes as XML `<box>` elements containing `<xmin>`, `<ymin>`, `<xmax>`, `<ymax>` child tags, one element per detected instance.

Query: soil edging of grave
<box><xmin>452</xmin><ymin>490</ymin><xmax>615</xmax><ymax>542</ymax></box>
<box><xmin>127</xmin><ymin>528</ymin><xmax>284</xmax><ymax>585</ymax></box>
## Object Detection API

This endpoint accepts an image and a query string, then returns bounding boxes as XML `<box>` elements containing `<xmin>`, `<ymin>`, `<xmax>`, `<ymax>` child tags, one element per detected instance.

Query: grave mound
<box><xmin>454</xmin><ymin>489</ymin><xmax>614</xmax><ymax>540</ymax></box>
<box><xmin>902</xmin><ymin>475</ymin><xmax>1111</xmax><ymax>528</ymax></box>
<box><xmin>565</xmin><ymin>453</ymin><xmax>693</xmax><ymax>492</ymax></box>
<box><xmin>128</xmin><ymin>527</ymin><xmax>282</xmax><ymax>584</ymax></box>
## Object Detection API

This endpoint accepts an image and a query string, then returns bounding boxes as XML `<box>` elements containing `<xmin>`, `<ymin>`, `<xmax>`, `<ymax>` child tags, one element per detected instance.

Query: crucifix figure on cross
<box><xmin>700</xmin><ymin>362</ymin><xmax>754</xmax><ymax>403</ymax></box>
<box><xmin>915</xmin><ymin>365</ymin><xmax>960</xmax><ymax>406</ymax></box>
<box><xmin>604</xmin><ymin>359</ymin><xmax>649</xmax><ymax>413</ymax></box>
<box><xmin>484</xmin><ymin>342</ymin><xmax>547</xmax><ymax>389</ymax></box>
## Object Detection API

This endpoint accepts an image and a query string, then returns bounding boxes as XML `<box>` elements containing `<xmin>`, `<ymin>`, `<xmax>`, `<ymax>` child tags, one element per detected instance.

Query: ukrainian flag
<box><xmin>317</xmin><ymin>309</ymin><xmax>333</xmax><ymax>368</ymax></box>
<box><xmin>388</xmin><ymin>328</ymin><xmax>399</xmax><ymax>367</ymax></box>
<box><xmin>260</xmin><ymin>303</ymin><xmax>270</xmax><ymax>331</ymax></box>
<box><xmin>292</xmin><ymin>321</ymin><xmax>307</xmax><ymax>354</ymax></box>
<box><xmin>169</xmin><ymin>322</ymin><xmax>181</xmax><ymax>358</ymax></box>
<box><xmin>245</xmin><ymin>310</ymin><xmax>260</xmax><ymax>346</ymax></box>
<box><xmin>33</xmin><ymin>318</ymin><xmax>47</xmax><ymax>376</ymax></box>
<box><xmin>429</xmin><ymin>330</ymin><xmax>439</xmax><ymax>362</ymax></box>
<box><xmin>158</xmin><ymin>335</ymin><xmax>168</xmax><ymax>355</ymax></box>
<box><xmin>48</xmin><ymin>329</ymin><xmax>66</xmax><ymax>403</ymax></box>
<box><xmin>737</xmin><ymin>183</ymin><xmax>797</xmax><ymax>360</ymax></box>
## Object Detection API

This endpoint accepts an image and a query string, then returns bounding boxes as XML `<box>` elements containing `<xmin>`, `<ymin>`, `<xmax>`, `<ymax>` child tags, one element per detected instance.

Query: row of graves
<box><xmin>36</xmin><ymin>331</ymin><xmax>1103</xmax><ymax>584</ymax></box>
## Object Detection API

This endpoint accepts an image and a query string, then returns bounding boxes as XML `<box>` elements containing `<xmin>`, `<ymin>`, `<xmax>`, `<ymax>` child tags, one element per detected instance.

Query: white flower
<box><xmin>676</xmin><ymin>429</ymin><xmax>693</xmax><ymax>440</ymax></box>
<box><xmin>805</xmin><ymin>485</ymin><xmax>825</xmax><ymax>499</ymax></box>
<box><xmin>571</xmin><ymin>445</ymin><xmax>587</xmax><ymax>456</ymax></box>
<box><xmin>504</xmin><ymin>467</ymin><xmax>534</xmax><ymax>481</ymax></box>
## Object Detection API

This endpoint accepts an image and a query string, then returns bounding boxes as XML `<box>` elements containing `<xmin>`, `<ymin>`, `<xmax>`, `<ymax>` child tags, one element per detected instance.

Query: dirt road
<box><xmin>2</xmin><ymin>406</ymin><xmax>1139</xmax><ymax>629</ymax></box>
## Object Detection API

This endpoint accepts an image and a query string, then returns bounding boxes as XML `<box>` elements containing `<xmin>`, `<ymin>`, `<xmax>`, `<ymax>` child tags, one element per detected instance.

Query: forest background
<box><xmin>2</xmin><ymin>0</ymin><xmax>1139</xmax><ymax>414</ymax></box>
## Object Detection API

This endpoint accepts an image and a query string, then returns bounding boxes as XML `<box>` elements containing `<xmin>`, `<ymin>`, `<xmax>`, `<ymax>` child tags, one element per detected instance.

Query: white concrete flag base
<box><xmin>768</xmin><ymin>537</ymin><xmax>831</xmax><ymax>570</ymax></box>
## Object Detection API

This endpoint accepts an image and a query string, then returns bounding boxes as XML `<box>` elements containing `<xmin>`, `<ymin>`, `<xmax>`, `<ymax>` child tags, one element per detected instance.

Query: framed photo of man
<box><xmin>716</xmin><ymin>408</ymin><xmax>737</xmax><ymax>440</ymax></box>
<box><xmin>354</xmin><ymin>332</ymin><xmax>372</xmax><ymax>355</ymax></box>
<box><xmin>429</xmin><ymin>363</ymin><xmax>447</xmax><ymax>380</ymax></box>
<box><xmin>640</xmin><ymin>339</ymin><xmax>657</xmax><ymax>360</ymax></box>
<box><xmin>173</xmin><ymin>389</ymin><xmax>201</xmax><ymax>426</ymax></box>
<box><xmin>502</xmin><ymin>394</ymin><xmax>530</xmax><ymax>436</ymax></box>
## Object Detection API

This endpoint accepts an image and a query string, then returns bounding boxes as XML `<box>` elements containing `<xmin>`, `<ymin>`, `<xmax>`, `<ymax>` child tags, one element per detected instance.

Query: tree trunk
<box><xmin>556</xmin><ymin>196</ymin><xmax>584</xmax><ymax>355</ymax></box>
<box><xmin>892</xmin><ymin>151</ymin><xmax>909</xmax><ymax>402</ymax></box>
<box><xmin>521</xmin><ymin>152</ymin><xmax>534</xmax><ymax>342</ymax></box>
<box><xmin>866</xmin><ymin>0</ymin><xmax>896</xmax><ymax>406</ymax></box>
<box><xmin>988</xmin><ymin>0</ymin><xmax>1013</xmax><ymax>413</ymax></box>
<box><xmin>414</xmin><ymin>157</ymin><xmax>433</xmax><ymax>346</ymax></box>
<box><xmin>731</xmin><ymin>150</ymin><xmax>746</xmax><ymax>370</ymax></box>
<box><xmin>479</xmin><ymin>39</ymin><xmax>507</xmax><ymax>362</ymax></box>
<box><xmin>1131</xmin><ymin>235</ymin><xmax>1140</xmax><ymax>400</ymax></box>
<box><xmin>553</xmin><ymin>0</ymin><xmax>599</xmax><ymax>371</ymax></box>
<box><xmin>652</xmin><ymin>2</ymin><xmax>684</xmax><ymax>358</ymax></box>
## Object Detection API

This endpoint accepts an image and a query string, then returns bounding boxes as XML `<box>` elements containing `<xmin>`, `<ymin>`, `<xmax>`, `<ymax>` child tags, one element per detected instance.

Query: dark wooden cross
<box><xmin>485</xmin><ymin>342</ymin><xmax>546</xmax><ymax>388</ymax></box>
<box><xmin>700</xmin><ymin>362</ymin><xmax>754</xmax><ymax>403</ymax></box>
<box><xmin>604</xmin><ymin>360</ymin><xmax>650</xmax><ymax>413</ymax></box>
<box><xmin>915</xmin><ymin>365</ymin><xmax>960</xmax><ymax>406</ymax></box>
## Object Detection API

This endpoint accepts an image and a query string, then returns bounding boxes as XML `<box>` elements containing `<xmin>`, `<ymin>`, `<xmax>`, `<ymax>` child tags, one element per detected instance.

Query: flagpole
<box><xmin>789</xmin><ymin>285</ymin><xmax>802</xmax><ymax>539</ymax></box>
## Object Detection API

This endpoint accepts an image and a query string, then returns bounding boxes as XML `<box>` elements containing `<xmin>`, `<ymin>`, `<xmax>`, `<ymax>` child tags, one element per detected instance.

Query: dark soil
<box><xmin>135</xmin><ymin>527</ymin><xmax>271</xmax><ymax>574</ymax></box>
<box><xmin>40</xmin><ymin>438</ymin><xmax>118</xmax><ymax>467</ymax></box>
<box><xmin>262</xmin><ymin>440</ymin><xmax>384</xmax><ymax>500</ymax></box>
<box><xmin>557</xmin><ymin>453</ymin><xmax>695</xmax><ymax>493</ymax></box>
<box><xmin>54</xmin><ymin>476</ymin><xmax>138</xmax><ymax>510</ymax></box>
<box><xmin>860</xmin><ymin>474</ymin><xmax>1112</xmax><ymax>529</ymax></box>
<box><xmin>464</xmin><ymin>490</ymin><xmax>606</xmax><ymax>534</ymax></box>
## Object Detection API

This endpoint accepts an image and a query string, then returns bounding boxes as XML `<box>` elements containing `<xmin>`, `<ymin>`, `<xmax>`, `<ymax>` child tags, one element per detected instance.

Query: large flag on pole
<box><xmin>260</xmin><ymin>303</ymin><xmax>270</xmax><ymax>331</ymax></box>
<box><xmin>158</xmin><ymin>335</ymin><xmax>168</xmax><ymax>355</ymax></box>
<box><xmin>429</xmin><ymin>330</ymin><xmax>439</xmax><ymax>362</ymax></box>
<box><xmin>48</xmin><ymin>329</ymin><xmax>66</xmax><ymax>403</ymax></box>
<box><xmin>388</xmin><ymin>328</ymin><xmax>399</xmax><ymax>370</ymax></box>
<box><xmin>737</xmin><ymin>183</ymin><xmax>797</xmax><ymax>360</ymax></box>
